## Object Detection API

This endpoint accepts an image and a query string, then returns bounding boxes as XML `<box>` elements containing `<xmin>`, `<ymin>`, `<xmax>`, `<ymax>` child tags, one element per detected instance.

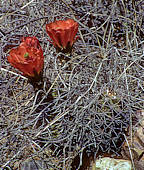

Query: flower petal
<box><xmin>46</xmin><ymin>19</ymin><xmax>78</xmax><ymax>52</ymax></box>
<box><xmin>7</xmin><ymin>37</ymin><xmax>44</xmax><ymax>77</ymax></box>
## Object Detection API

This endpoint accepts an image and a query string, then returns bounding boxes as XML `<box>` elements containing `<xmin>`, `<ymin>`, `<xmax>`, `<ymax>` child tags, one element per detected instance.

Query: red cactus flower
<box><xmin>7</xmin><ymin>37</ymin><xmax>44</xmax><ymax>77</ymax></box>
<box><xmin>46</xmin><ymin>19</ymin><xmax>78</xmax><ymax>52</ymax></box>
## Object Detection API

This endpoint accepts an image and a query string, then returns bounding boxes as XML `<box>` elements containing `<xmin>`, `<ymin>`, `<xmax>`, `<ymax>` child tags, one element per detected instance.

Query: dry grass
<box><xmin>0</xmin><ymin>0</ymin><xmax>144</xmax><ymax>169</ymax></box>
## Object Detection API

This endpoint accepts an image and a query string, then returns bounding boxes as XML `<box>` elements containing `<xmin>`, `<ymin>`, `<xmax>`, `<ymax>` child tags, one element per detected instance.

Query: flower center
<box><xmin>24</xmin><ymin>52</ymin><xmax>29</xmax><ymax>59</ymax></box>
